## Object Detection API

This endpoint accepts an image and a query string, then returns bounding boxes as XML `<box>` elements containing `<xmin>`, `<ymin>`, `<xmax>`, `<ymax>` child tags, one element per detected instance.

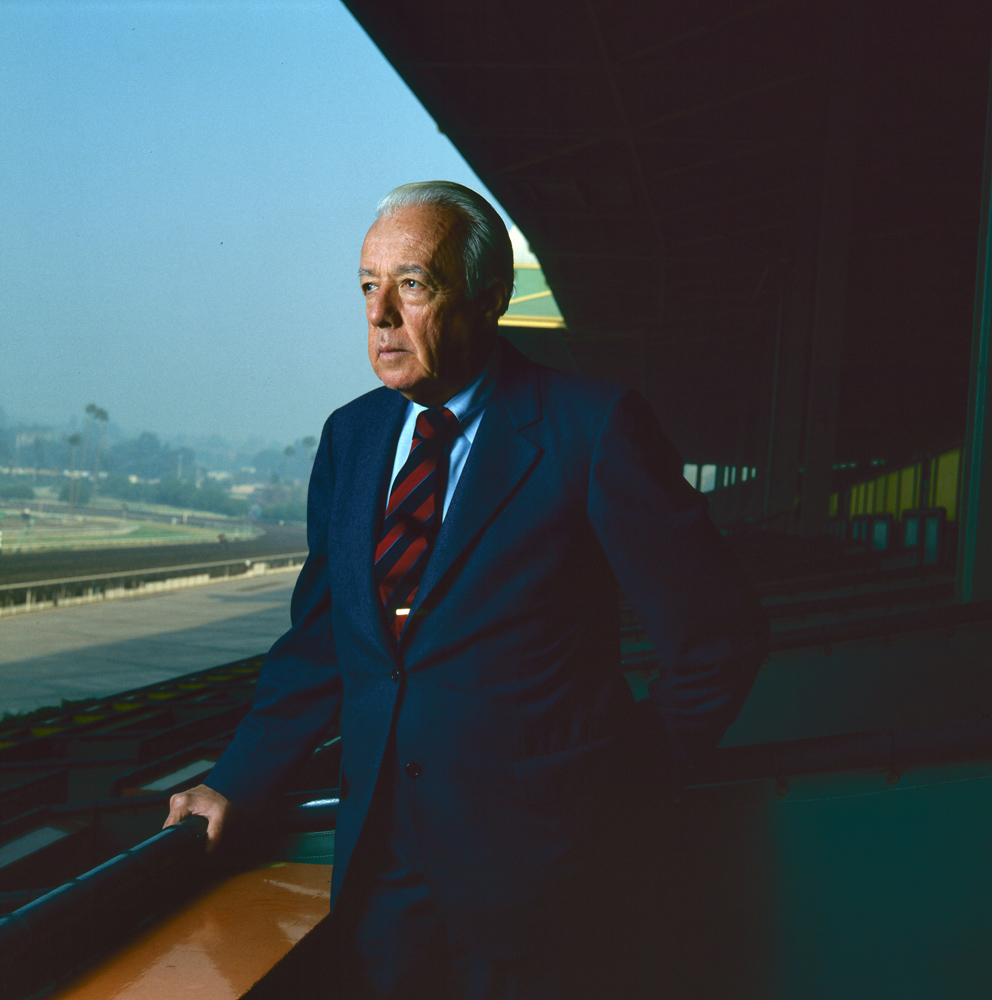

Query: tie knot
<box><xmin>414</xmin><ymin>406</ymin><xmax>460</xmax><ymax>446</ymax></box>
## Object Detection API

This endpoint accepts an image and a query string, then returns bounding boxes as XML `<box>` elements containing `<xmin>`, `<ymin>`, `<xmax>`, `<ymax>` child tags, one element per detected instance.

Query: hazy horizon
<box><xmin>1</xmin><ymin>1</ymin><xmax>511</xmax><ymax>447</ymax></box>
<box><xmin>0</xmin><ymin>398</ymin><xmax>321</xmax><ymax>460</ymax></box>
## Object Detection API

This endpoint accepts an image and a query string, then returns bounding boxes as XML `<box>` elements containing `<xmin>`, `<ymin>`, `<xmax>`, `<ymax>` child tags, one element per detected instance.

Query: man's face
<box><xmin>360</xmin><ymin>204</ymin><xmax>494</xmax><ymax>406</ymax></box>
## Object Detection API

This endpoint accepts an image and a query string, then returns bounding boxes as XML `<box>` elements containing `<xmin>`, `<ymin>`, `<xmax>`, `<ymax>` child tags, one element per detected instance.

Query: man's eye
<box><xmin>361</xmin><ymin>283</ymin><xmax>375</xmax><ymax>294</ymax></box>
<box><xmin>403</xmin><ymin>279</ymin><xmax>422</xmax><ymax>289</ymax></box>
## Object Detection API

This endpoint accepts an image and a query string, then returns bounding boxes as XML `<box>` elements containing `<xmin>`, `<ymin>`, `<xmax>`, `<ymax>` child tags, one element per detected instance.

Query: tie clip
<box><xmin>395</xmin><ymin>608</ymin><xmax>410</xmax><ymax>617</ymax></box>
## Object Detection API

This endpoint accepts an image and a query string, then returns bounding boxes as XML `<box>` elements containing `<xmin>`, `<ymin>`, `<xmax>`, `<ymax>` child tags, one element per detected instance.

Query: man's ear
<box><xmin>478</xmin><ymin>280</ymin><xmax>509</xmax><ymax>323</ymax></box>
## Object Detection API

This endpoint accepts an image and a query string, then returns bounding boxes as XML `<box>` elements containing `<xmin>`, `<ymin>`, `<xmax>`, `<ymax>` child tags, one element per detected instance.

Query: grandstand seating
<box><xmin>3</xmin><ymin>537</ymin><xmax>991</xmax><ymax>998</ymax></box>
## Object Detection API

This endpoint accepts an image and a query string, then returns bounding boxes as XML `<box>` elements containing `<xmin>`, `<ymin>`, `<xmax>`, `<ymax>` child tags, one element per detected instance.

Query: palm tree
<box><xmin>91</xmin><ymin>407</ymin><xmax>109</xmax><ymax>499</ymax></box>
<box><xmin>67</xmin><ymin>432</ymin><xmax>82</xmax><ymax>503</ymax></box>
<box><xmin>80</xmin><ymin>403</ymin><xmax>97</xmax><ymax>476</ymax></box>
<box><xmin>301</xmin><ymin>435</ymin><xmax>317</xmax><ymax>467</ymax></box>
<box><xmin>283</xmin><ymin>444</ymin><xmax>296</xmax><ymax>481</ymax></box>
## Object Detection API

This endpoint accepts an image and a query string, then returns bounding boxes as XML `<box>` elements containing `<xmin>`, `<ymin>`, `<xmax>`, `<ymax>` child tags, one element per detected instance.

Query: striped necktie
<box><xmin>375</xmin><ymin>406</ymin><xmax>460</xmax><ymax>639</ymax></box>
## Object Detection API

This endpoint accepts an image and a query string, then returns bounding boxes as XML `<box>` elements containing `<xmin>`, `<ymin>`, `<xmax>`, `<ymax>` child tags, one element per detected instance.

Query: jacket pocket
<box><xmin>513</xmin><ymin>736</ymin><xmax>621</xmax><ymax>806</ymax></box>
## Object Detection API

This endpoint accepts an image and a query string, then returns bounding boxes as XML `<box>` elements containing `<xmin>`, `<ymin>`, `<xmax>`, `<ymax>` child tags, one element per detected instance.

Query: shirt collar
<box><xmin>410</xmin><ymin>343</ymin><xmax>500</xmax><ymax>428</ymax></box>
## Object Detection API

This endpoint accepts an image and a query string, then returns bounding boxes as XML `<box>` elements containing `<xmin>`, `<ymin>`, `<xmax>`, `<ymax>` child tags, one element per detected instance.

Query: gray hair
<box><xmin>376</xmin><ymin>181</ymin><xmax>514</xmax><ymax>316</ymax></box>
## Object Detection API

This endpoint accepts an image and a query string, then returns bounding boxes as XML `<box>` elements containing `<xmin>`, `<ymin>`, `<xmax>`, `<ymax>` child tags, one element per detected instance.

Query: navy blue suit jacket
<box><xmin>207</xmin><ymin>342</ymin><xmax>767</xmax><ymax>954</ymax></box>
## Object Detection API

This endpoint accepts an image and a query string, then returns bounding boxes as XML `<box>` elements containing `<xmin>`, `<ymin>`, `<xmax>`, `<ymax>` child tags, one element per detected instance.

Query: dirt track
<box><xmin>0</xmin><ymin>523</ymin><xmax>308</xmax><ymax>586</ymax></box>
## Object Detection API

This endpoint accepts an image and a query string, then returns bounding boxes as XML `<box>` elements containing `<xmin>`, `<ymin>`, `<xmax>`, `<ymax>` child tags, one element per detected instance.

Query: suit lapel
<box><xmin>407</xmin><ymin>345</ymin><xmax>543</xmax><ymax>623</ymax></box>
<box><xmin>344</xmin><ymin>389</ymin><xmax>408</xmax><ymax>651</ymax></box>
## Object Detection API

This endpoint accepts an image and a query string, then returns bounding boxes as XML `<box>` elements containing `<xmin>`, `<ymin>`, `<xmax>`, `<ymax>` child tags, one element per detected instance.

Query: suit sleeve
<box><xmin>205</xmin><ymin>414</ymin><xmax>343</xmax><ymax>816</ymax></box>
<box><xmin>587</xmin><ymin>389</ymin><xmax>768</xmax><ymax>759</ymax></box>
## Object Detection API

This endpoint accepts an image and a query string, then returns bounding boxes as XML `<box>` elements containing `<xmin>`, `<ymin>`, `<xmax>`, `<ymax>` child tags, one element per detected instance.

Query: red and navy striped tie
<box><xmin>375</xmin><ymin>406</ymin><xmax>460</xmax><ymax>639</ymax></box>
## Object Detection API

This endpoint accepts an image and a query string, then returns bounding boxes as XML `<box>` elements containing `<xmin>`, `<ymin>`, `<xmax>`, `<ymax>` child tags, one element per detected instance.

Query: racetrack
<box><xmin>0</xmin><ymin>522</ymin><xmax>308</xmax><ymax>585</ymax></box>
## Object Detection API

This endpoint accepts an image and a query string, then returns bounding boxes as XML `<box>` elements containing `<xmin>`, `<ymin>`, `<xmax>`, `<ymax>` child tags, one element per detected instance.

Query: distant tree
<box><xmin>0</xmin><ymin>481</ymin><xmax>35</xmax><ymax>501</ymax></box>
<box><xmin>81</xmin><ymin>402</ymin><xmax>98</xmax><ymax>473</ymax></box>
<box><xmin>105</xmin><ymin>431</ymin><xmax>161</xmax><ymax>479</ymax></box>
<box><xmin>150</xmin><ymin>478</ymin><xmax>248</xmax><ymax>517</ymax></box>
<box><xmin>301</xmin><ymin>435</ymin><xmax>317</xmax><ymax>467</ymax></box>
<box><xmin>257</xmin><ymin>498</ymin><xmax>308</xmax><ymax>524</ymax></box>
<box><xmin>136</xmin><ymin>431</ymin><xmax>161</xmax><ymax>454</ymax></box>
<box><xmin>100</xmin><ymin>474</ymin><xmax>149</xmax><ymax>503</ymax></box>
<box><xmin>251</xmin><ymin>447</ymin><xmax>284</xmax><ymax>481</ymax></box>
<box><xmin>60</xmin><ymin>478</ymin><xmax>92</xmax><ymax>504</ymax></box>
<box><xmin>176</xmin><ymin>446</ymin><xmax>194</xmax><ymax>481</ymax></box>
<box><xmin>67</xmin><ymin>433</ymin><xmax>83</xmax><ymax>503</ymax></box>
<box><xmin>91</xmin><ymin>407</ymin><xmax>109</xmax><ymax>496</ymax></box>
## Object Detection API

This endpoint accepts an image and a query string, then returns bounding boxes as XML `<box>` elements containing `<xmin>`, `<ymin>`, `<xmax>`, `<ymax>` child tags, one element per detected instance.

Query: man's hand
<box><xmin>164</xmin><ymin>784</ymin><xmax>238</xmax><ymax>853</ymax></box>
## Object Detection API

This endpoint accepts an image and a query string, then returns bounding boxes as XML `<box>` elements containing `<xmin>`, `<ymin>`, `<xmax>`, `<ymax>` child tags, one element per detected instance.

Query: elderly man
<box><xmin>166</xmin><ymin>181</ymin><xmax>767</xmax><ymax>998</ymax></box>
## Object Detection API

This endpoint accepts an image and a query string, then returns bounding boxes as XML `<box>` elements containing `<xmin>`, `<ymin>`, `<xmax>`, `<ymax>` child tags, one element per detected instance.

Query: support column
<box><xmin>763</xmin><ymin>256</ymin><xmax>812</xmax><ymax>532</ymax></box>
<box><xmin>798</xmin><ymin>20</ymin><xmax>863</xmax><ymax>536</ymax></box>
<box><xmin>957</xmin><ymin>50</ymin><xmax>992</xmax><ymax>602</ymax></box>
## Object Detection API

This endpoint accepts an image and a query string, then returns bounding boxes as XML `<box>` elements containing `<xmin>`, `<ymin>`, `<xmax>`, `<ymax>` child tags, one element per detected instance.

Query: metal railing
<box><xmin>0</xmin><ymin>553</ymin><xmax>306</xmax><ymax>614</ymax></box>
<box><xmin>0</xmin><ymin>791</ymin><xmax>339</xmax><ymax>1000</ymax></box>
<box><xmin>4</xmin><ymin>703</ymin><xmax>992</xmax><ymax>999</ymax></box>
<box><xmin>0</xmin><ymin>816</ymin><xmax>210</xmax><ymax>999</ymax></box>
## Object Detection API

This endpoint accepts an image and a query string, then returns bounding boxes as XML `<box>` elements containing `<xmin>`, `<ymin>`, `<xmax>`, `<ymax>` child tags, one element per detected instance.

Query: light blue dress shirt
<box><xmin>386</xmin><ymin>348</ymin><xmax>500</xmax><ymax>519</ymax></box>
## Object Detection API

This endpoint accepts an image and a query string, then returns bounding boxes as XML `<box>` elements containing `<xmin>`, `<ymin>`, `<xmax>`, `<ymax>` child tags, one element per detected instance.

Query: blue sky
<box><xmin>0</xmin><ymin>1</ymin><xmax>508</xmax><ymax>447</ymax></box>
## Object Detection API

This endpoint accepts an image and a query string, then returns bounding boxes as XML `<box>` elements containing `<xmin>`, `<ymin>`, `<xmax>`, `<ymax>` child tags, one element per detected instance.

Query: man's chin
<box><xmin>374</xmin><ymin>363</ymin><xmax>429</xmax><ymax>400</ymax></box>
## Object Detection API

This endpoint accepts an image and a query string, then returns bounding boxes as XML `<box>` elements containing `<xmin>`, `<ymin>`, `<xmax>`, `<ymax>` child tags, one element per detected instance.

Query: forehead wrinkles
<box><xmin>362</xmin><ymin>207</ymin><xmax>466</xmax><ymax>287</ymax></box>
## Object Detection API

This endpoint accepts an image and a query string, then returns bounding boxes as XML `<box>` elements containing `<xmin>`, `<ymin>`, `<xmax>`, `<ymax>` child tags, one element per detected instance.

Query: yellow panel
<box><xmin>852</xmin><ymin>483</ymin><xmax>863</xmax><ymax>516</ymax></box>
<box><xmin>829</xmin><ymin>492</ymin><xmax>838</xmax><ymax>518</ymax></box>
<box><xmin>934</xmin><ymin>449</ymin><xmax>961</xmax><ymax>521</ymax></box>
<box><xmin>874</xmin><ymin>475</ymin><xmax>887</xmax><ymax>514</ymax></box>
<box><xmin>885</xmin><ymin>472</ymin><xmax>900</xmax><ymax>516</ymax></box>
<box><xmin>498</xmin><ymin>314</ymin><xmax>567</xmax><ymax>328</ymax></box>
<box><xmin>866</xmin><ymin>480</ymin><xmax>876</xmax><ymax>514</ymax></box>
<box><xmin>898</xmin><ymin>464</ymin><xmax>918</xmax><ymax>518</ymax></box>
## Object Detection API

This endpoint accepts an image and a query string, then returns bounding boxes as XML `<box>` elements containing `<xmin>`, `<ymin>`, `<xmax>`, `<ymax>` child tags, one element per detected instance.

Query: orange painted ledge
<box><xmin>50</xmin><ymin>862</ymin><xmax>332</xmax><ymax>1000</ymax></box>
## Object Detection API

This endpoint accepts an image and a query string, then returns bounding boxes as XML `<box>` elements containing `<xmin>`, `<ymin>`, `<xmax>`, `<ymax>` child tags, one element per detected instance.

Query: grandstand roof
<box><xmin>343</xmin><ymin>1</ymin><xmax>992</xmax><ymax>467</ymax></box>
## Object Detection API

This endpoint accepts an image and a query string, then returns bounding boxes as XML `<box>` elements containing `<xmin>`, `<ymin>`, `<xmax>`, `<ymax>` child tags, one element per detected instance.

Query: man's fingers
<box><xmin>164</xmin><ymin>789</ymin><xmax>203</xmax><ymax>828</ymax></box>
<box><xmin>202</xmin><ymin>812</ymin><xmax>224</xmax><ymax>853</ymax></box>
<box><xmin>163</xmin><ymin>790</ymin><xmax>190</xmax><ymax>827</ymax></box>
<box><xmin>163</xmin><ymin>784</ymin><xmax>234</xmax><ymax>853</ymax></box>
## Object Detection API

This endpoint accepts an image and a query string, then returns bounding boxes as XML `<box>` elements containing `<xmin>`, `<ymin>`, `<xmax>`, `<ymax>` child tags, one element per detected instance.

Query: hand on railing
<box><xmin>164</xmin><ymin>784</ymin><xmax>240</xmax><ymax>853</ymax></box>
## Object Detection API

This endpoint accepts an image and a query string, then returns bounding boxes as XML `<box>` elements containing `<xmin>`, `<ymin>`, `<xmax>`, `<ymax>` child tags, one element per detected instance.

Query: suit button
<box><xmin>390</xmin><ymin>668</ymin><xmax>400</xmax><ymax>683</ymax></box>
<box><xmin>403</xmin><ymin>762</ymin><xmax>422</xmax><ymax>778</ymax></box>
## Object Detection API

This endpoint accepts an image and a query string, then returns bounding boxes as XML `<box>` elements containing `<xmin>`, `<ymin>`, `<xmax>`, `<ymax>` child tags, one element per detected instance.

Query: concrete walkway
<box><xmin>0</xmin><ymin>569</ymin><xmax>298</xmax><ymax>716</ymax></box>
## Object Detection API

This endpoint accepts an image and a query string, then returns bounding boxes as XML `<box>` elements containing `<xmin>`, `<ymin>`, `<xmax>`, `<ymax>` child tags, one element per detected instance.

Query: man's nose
<box><xmin>367</xmin><ymin>285</ymin><xmax>399</xmax><ymax>328</ymax></box>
